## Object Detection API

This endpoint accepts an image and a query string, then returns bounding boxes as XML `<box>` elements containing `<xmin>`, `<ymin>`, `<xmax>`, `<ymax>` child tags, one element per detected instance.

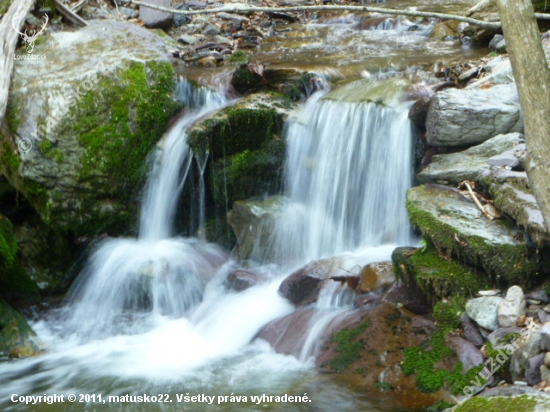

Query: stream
<box><xmin>0</xmin><ymin>5</ymin><xmax>486</xmax><ymax>412</ymax></box>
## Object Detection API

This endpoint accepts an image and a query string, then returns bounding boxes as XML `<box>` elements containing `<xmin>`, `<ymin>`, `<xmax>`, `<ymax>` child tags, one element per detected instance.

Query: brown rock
<box><xmin>225</xmin><ymin>270</ymin><xmax>259</xmax><ymax>292</ymax></box>
<box><xmin>357</xmin><ymin>261</ymin><xmax>395</xmax><ymax>293</ymax></box>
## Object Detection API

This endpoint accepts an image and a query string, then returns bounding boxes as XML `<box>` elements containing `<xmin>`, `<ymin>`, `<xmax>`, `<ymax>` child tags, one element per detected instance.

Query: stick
<box><xmin>0</xmin><ymin>0</ymin><xmax>36</xmax><ymax>120</ymax></box>
<box><xmin>466</xmin><ymin>0</ymin><xmax>493</xmax><ymax>17</ymax></box>
<box><xmin>465</xmin><ymin>182</ymin><xmax>492</xmax><ymax>219</ymax></box>
<box><xmin>54</xmin><ymin>0</ymin><xmax>88</xmax><ymax>26</ymax></box>
<box><xmin>119</xmin><ymin>0</ymin><xmax>504</xmax><ymax>30</ymax></box>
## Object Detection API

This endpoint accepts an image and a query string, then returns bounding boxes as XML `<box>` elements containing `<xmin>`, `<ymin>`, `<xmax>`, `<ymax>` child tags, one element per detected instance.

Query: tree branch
<box><xmin>120</xmin><ymin>0</ymin><xmax>503</xmax><ymax>30</ymax></box>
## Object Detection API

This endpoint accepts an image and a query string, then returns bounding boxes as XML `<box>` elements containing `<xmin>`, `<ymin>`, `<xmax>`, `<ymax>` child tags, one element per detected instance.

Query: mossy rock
<box><xmin>453</xmin><ymin>394</ymin><xmax>549</xmax><ymax>412</ymax></box>
<box><xmin>393</xmin><ymin>246</ymin><xmax>482</xmax><ymax>303</ymax></box>
<box><xmin>188</xmin><ymin>93</ymin><xmax>295</xmax><ymax>213</ymax></box>
<box><xmin>0</xmin><ymin>20</ymin><xmax>179</xmax><ymax>237</ymax></box>
<box><xmin>430</xmin><ymin>20</ymin><xmax>462</xmax><ymax>40</ymax></box>
<box><xmin>0</xmin><ymin>214</ymin><xmax>41</xmax><ymax>303</ymax></box>
<box><xmin>0</xmin><ymin>298</ymin><xmax>42</xmax><ymax>358</ymax></box>
<box><xmin>406</xmin><ymin>185</ymin><xmax>542</xmax><ymax>288</ymax></box>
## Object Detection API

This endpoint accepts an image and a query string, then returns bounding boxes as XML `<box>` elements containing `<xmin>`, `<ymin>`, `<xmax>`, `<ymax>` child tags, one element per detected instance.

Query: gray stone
<box><xmin>446</xmin><ymin>335</ymin><xmax>484</xmax><ymax>372</ymax></box>
<box><xmin>511</xmin><ymin>326</ymin><xmax>542</xmax><ymax>381</ymax></box>
<box><xmin>487</xmin><ymin>326</ymin><xmax>523</xmax><ymax>348</ymax></box>
<box><xmin>178</xmin><ymin>34</ymin><xmax>199</xmax><ymax>45</ymax></box>
<box><xmin>426</xmin><ymin>84</ymin><xmax>523</xmax><ymax>147</ymax></box>
<box><xmin>541</xmin><ymin>322</ymin><xmax>550</xmax><ymax>351</ymax></box>
<box><xmin>468</xmin><ymin>58</ymin><xmax>514</xmax><ymax>88</ymax></box>
<box><xmin>418</xmin><ymin>132</ymin><xmax>523</xmax><ymax>184</ymax></box>
<box><xmin>461</xmin><ymin>312</ymin><xmax>485</xmax><ymax>347</ymax></box>
<box><xmin>117</xmin><ymin>7</ymin><xmax>138</xmax><ymax>19</ymax></box>
<box><xmin>139</xmin><ymin>0</ymin><xmax>173</xmax><ymax>28</ymax></box>
<box><xmin>540</xmin><ymin>309</ymin><xmax>550</xmax><ymax>324</ymax></box>
<box><xmin>498</xmin><ymin>285</ymin><xmax>526</xmax><ymax>328</ymax></box>
<box><xmin>203</xmin><ymin>23</ymin><xmax>220</xmax><ymax>37</ymax></box>
<box><xmin>525</xmin><ymin>353</ymin><xmax>544</xmax><ymax>385</ymax></box>
<box><xmin>479</xmin><ymin>289</ymin><xmax>501</xmax><ymax>296</ymax></box>
<box><xmin>489</xmin><ymin>34</ymin><xmax>506</xmax><ymax>53</ymax></box>
<box><xmin>466</xmin><ymin>296</ymin><xmax>503</xmax><ymax>331</ymax></box>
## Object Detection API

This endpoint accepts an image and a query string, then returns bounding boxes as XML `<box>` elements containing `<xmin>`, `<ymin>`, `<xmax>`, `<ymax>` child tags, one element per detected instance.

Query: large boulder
<box><xmin>407</xmin><ymin>185</ymin><xmax>542</xmax><ymax>287</ymax></box>
<box><xmin>425</xmin><ymin>84</ymin><xmax>522</xmax><ymax>147</ymax></box>
<box><xmin>418</xmin><ymin>133</ymin><xmax>523</xmax><ymax>184</ymax></box>
<box><xmin>0</xmin><ymin>20</ymin><xmax>179</xmax><ymax>236</ymax></box>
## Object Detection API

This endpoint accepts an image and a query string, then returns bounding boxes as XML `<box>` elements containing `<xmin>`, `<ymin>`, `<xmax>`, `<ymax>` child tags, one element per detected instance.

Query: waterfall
<box><xmin>252</xmin><ymin>87</ymin><xmax>414</xmax><ymax>264</ymax></box>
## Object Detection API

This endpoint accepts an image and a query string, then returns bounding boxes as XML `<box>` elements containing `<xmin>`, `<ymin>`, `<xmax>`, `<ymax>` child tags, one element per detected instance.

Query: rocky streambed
<box><xmin>2</xmin><ymin>0</ymin><xmax>550</xmax><ymax>411</ymax></box>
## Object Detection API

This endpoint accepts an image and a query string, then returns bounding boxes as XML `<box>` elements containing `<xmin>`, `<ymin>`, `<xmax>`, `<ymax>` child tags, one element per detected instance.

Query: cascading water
<box><xmin>0</xmin><ymin>76</ymin><xmax>416</xmax><ymax>412</ymax></box>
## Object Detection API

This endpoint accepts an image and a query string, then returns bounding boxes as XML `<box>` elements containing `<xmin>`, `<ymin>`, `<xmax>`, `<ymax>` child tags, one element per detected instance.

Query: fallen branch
<box><xmin>54</xmin><ymin>0</ymin><xmax>88</xmax><ymax>26</ymax></box>
<box><xmin>464</xmin><ymin>181</ymin><xmax>492</xmax><ymax>220</ymax></box>
<box><xmin>466</xmin><ymin>0</ymin><xmax>493</xmax><ymax>17</ymax></box>
<box><xmin>119</xmin><ymin>0</ymin><xmax>503</xmax><ymax>30</ymax></box>
<box><xmin>0</xmin><ymin>0</ymin><xmax>36</xmax><ymax>120</ymax></box>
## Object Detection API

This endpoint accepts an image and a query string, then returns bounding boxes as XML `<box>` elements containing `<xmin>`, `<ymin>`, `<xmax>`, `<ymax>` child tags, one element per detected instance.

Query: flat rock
<box><xmin>407</xmin><ymin>185</ymin><xmax>541</xmax><ymax>284</ymax></box>
<box><xmin>466</xmin><ymin>296</ymin><xmax>503</xmax><ymax>331</ymax></box>
<box><xmin>426</xmin><ymin>84</ymin><xmax>522</xmax><ymax>147</ymax></box>
<box><xmin>446</xmin><ymin>335</ymin><xmax>484</xmax><ymax>372</ymax></box>
<box><xmin>418</xmin><ymin>132</ymin><xmax>523</xmax><ymax>184</ymax></box>
<box><xmin>461</xmin><ymin>312</ymin><xmax>485</xmax><ymax>347</ymax></box>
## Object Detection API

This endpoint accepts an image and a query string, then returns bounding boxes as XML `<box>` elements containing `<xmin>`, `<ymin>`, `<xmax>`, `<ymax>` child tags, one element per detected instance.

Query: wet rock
<box><xmin>278</xmin><ymin>258</ymin><xmax>340</xmax><ymax>306</ymax></box>
<box><xmin>139</xmin><ymin>0</ymin><xmax>173</xmax><ymax>28</ymax></box>
<box><xmin>429</xmin><ymin>20</ymin><xmax>460</xmax><ymax>40</ymax></box>
<box><xmin>498</xmin><ymin>285</ymin><xmax>526</xmax><ymax>328</ymax></box>
<box><xmin>446</xmin><ymin>335</ymin><xmax>484</xmax><ymax>372</ymax></box>
<box><xmin>357</xmin><ymin>261</ymin><xmax>394</xmax><ymax>293</ymax></box>
<box><xmin>511</xmin><ymin>326</ymin><xmax>542</xmax><ymax>381</ymax></box>
<box><xmin>418</xmin><ymin>132</ymin><xmax>523</xmax><ymax>185</ymax></box>
<box><xmin>359</xmin><ymin>16</ymin><xmax>396</xmax><ymax>30</ymax></box>
<box><xmin>407</xmin><ymin>185</ymin><xmax>542</xmax><ymax>286</ymax></box>
<box><xmin>489</xmin><ymin>34</ymin><xmax>507</xmax><ymax>53</ymax></box>
<box><xmin>1</xmin><ymin>21</ymin><xmax>178</xmax><ymax>237</ymax></box>
<box><xmin>461</xmin><ymin>312</ymin><xmax>485</xmax><ymax>347</ymax></box>
<box><xmin>231</xmin><ymin>65</ymin><xmax>265</xmax><ymax>94</ymax></box>
<box><xmin>408</xmin><ymin>97</ymin><xmax>430</xmax><ymax>132</ymax></box>
<box><xmin>225</xmin><ymin>269</ymin><xmax>259</xmax><ymax>291</ymax></box>
<box><xmin>227</xmin><ymin>196</ymin><xmax>288</xmax><ymax>261</ymax></box>
<box><xmin>0</xmin><ymin>298</ymin><xmax>42</xmax><ymax>358</ymax></box>
<box><xmin>354</xmin><ymin>293</ymin><xmax>381</xmax><ymax>309</ymax></box>
<box><xmin>466</xmin><ymin>297</ymin><xmax>503</xmax><ymax>331</ymax></box>
<box><xmin>197</xmin><ymin>55</ymin><xmax>218</xmax><ymax>67</ymax></box>
<box><xmin>382</xmin><ymin>281</ymin><xmax>431</xmax><ymax>315</ymax></box>
<box><xmin>426</xmin><ymin>84</ymin><xmax>522</xmax><ymax>147</ymax></box>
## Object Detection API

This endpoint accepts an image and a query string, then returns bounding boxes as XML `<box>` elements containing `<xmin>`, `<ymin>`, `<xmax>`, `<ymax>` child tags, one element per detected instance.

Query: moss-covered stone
<box><xmin>0</xmin><ymin>298</ymin><xmax>41</xmax><ymax>358</ymax></box>
<box><xmin>433</xmin><ymin>296</ymin><xmax>466</xmax><ymax>330</ymax></box>
<box><xmin>1</xmin><ymin>21</ymin><xmax>179</xmax><ymax>237</ymax></box>
<box><xmin>454</xmin><ymin>395</ymin><xmax>540</xmax><ymax>412</ymax></box>
<box><xmin>329</xmin><ymin>321</ymin><xmax>371</xmax><ymax>373</ymax></box>
<box><xmin>393</xmin><ymin>246</ymin><xmax>481</xmax><ymax>303</ymax></box>
<box><xmin>188</xmin><ymin>93</ymin><xmax>295</xmax><ymax>214</ymax></box>
<box><xmin>0</xmin><ymin>214</ymin><xmax>41</xmax><ymax>303</ymax></box>
<box><xmin>407</xmin><ymin>185</ymin><xmax>542</xmax><ymax>289</ymax></box>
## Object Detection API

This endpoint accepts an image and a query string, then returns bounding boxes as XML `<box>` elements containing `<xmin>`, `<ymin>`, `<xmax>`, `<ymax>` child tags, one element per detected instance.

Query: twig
<box><xmin>464</xmin><ymin>182</ymin><xmax>492</xmax><ymax>219</ymax></box>
<box><xmin>54</xmin><ymin>0</ymin><xmax>88</xmax><ymax>26</ymax></box>
<box><xmin>119</xmin><ymin>0</ymin><xmax>504</xmax><ymax>30</ymax></box>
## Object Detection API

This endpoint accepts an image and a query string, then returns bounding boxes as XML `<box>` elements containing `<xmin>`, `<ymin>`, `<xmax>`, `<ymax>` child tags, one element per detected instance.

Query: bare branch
<box><xmin>120</xmin><ymin>0</ymin><xmax>503</xmax><ymax>30</ymax></box>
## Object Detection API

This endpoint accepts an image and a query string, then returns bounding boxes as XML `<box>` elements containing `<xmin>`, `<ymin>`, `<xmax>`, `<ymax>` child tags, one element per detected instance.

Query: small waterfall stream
<box><xmin>0</xmin><ymin>77</ymin><xmax>416</xmax><ymax>411</ymax></box>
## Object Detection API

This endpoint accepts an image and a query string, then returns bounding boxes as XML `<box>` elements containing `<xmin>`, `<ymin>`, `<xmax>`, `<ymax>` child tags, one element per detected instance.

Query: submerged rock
<box><xmin>1</xmin><ymin>21</ymin><xmax>179</xmax><ymax>237</ymax></box>
<box><xmin>225</xmin><ymin>269</ymin><xmax>259</xmax><ymax>291</ymax></box>
<box><xmin>425</xmin><ymin>84</ymin><xmax>522</xmax><ymax>147</ymax></box>
<box><xmin>406</xmin><ymin>185</ymin><xmax>542</xmax><ymax>287</ymax></box>
<box><xmin>418</xmin><ymin>132</ymin><xmax>524</xmax><ymax>185</ymax></box>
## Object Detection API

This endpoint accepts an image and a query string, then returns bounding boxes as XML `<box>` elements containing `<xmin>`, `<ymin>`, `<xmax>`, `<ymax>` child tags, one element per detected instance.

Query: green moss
<box><xmin>400</xmin><ymin>247</ymin><xmax>481</xmax><ymax>302</ymax></box>
<box><xmin>228</xmin><ymin>50</ymin><xmax>248</xmax><ymax>64</ymax></box>
<box><xmin>402</xmin><ymin>329</ymin><xmax>484</xmax><ymax>394</ymax></box>
<box><xmin>406</xmin><ymin>194</ymin><xmax>540</xmax><ymax>287</ymax></box>
<box><xmin>211</xmin><ymin>139</ymin><xmax>285</xmax><ymax>206</ymax></box>
<box><xmin>374</xmin><ymin>381</ymin><xmax>393</xmax><ymax>392</ymax></box>
<box><xmin>0</xmin><ymin>142</ymin><xmax>21</xmax><ymax>174</ymax></box>
<box><xmin>433</xmin><ymin>296</ymin><xmax>466</xmax><ymax>330</ymax></box>
<box><xmin>427</xmin><ymin>400</ymin><xmax>455</xmax><ymax>412</ymax></box>
<box><xmin>61</xmin><ymin>60</ymin><xmax>178</xmax><ymax>234</ymax></box>
<box><xmin>329</xmin><ymin>321</ymin><xmax>370</xmax><ymax>373</ymax></box>
<box><xmin>454</xmin><ymin>395</ymin><xmax>538</xmax><ymax>412</ymax></box>
<box><xmin>0</xmin><ymin>297</ymin><xmax>41</xmax><ymax>358</ymax></box>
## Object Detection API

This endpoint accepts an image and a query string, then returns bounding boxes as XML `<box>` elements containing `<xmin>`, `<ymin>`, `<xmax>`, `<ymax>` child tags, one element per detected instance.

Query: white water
<box><xmin>0</xmin><ymin>78</ymin><xmax>415</xmax><ymax>412</ymax></box>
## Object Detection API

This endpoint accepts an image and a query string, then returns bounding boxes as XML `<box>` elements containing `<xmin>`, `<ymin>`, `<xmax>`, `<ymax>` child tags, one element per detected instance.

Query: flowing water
<box><xmin>0</xmin><ymin>10</ymin><xmax>464</xmax><ymax>411</ymax></box>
